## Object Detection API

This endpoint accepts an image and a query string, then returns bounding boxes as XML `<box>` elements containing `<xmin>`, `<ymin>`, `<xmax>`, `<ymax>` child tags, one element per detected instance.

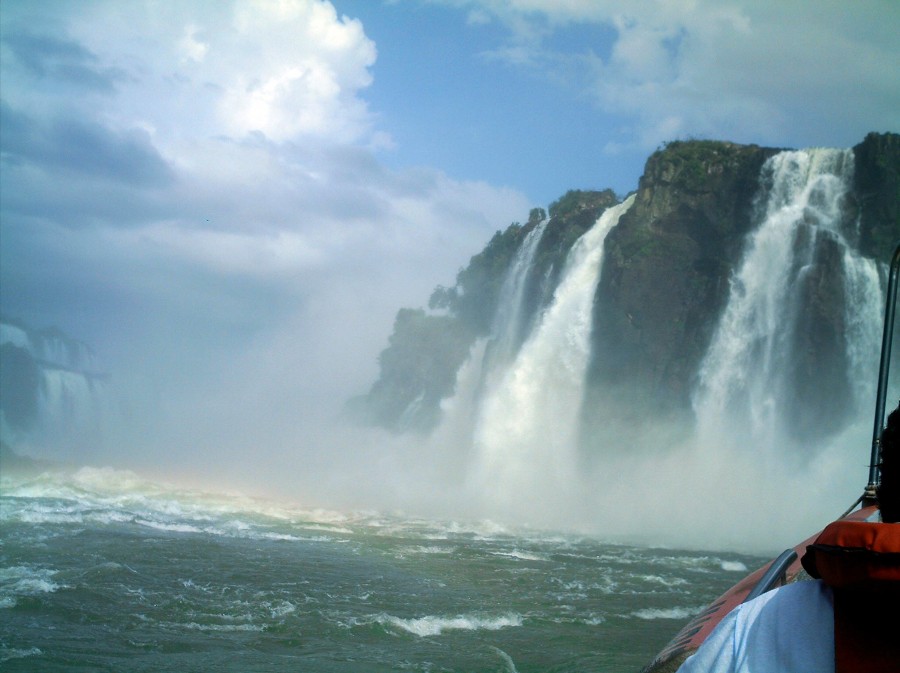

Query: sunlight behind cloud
<box><xmin>222</xmin><ymin>0</ymin><xmax>376</xmax><ymax>142</ymax></box>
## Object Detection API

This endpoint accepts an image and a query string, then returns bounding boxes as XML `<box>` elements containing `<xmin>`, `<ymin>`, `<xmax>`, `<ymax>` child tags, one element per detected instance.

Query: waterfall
<box><xmin>470</xmin><ymin>195</ymin><xmax>635</xmax><ymax>511</ymax></box>
<box><xmin>485</xmin><ymin>218</ymin><xmax>549</xmax><ymax>370</ymax></box>
<box><xmin>693</xmin><ymin>149</ymin><xmax>883</xmax><ymax>452</ymax></box>
<box><xmin>39</xmin><ymin>369</ymin><xmax>105</xmax><ymax>434</ymax></box>
<box><xmin>1</xmin><ymin>320</ymin><xmax>111</xmax><ymax>453</ymax></box>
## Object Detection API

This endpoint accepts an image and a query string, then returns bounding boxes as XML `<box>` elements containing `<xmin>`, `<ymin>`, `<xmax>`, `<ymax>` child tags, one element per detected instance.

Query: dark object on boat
<box><xmin>641</xmin><ymin>242</ymin><xmax>900</xmax><ymax>673</ymax></box>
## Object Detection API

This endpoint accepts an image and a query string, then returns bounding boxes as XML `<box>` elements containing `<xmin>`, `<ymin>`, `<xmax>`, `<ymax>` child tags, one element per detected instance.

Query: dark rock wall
<box><xmin>586</xmin><ymin>141</ymin><xmax>779</xmax><ymax>413</ymax></box>
<box><xmin>0</xmin><ymin>342</ymin><xmax>41</xmax><ymax>432</ymax></box>
<box><xmin>854</xmin><ymin>132</ymin><xmax>900</xmax><ymax>261</ymax></box>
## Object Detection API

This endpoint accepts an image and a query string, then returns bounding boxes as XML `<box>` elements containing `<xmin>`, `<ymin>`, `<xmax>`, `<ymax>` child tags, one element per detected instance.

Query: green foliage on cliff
<box><xmin>587</xmin><ymin>139</ymin><xmax>780</xmax><ymax>425</ymax></box>
<box><xmin>651</xmin><ymin>140</ymin><xmax>751</xmax><ymax>191</ymax></box>
<box><xmin>430</xmin><ymin>223</ymin><xmax>525</xmax><ymax>336</ymax></box>
<box><xmin>355</xmin><ymin>219</ymin><xmax>533</xmax><ymax>433</ymax></box>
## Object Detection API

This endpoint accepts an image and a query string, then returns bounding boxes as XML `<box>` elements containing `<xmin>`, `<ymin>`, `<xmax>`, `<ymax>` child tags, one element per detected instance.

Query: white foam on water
<box><xmin>180</xmin><ymin>622</ymin><xmax>265</xmax><ymax>632</ymax></box>
<box><xmin>266</xmin><ymin>601</ymin><xmax>297</xmax><ymax>618</ymax></box>
<box><xmin>0</xmin><ymin>646</ymin><xmax>43</xmax><ymax>663</ymax></box>
<box><xmin>491</xmin><ymin>550</ymin><xmax>548</xmax><ymax>562</ymax></box>
<box><xmin>720</xmin><ymin>561</ymin><xmax>748</xmax><ymax>572</ymax></box>
<box><xmin>400</xmin><ymin>545</ymin><xmax>454</xmax><ymax>556</ymax></box>
<box><xmin>0</xmin><ymin>565</ymin><xmax>63</xmax><ymax>608</ymax></box>
<box><xmin>298</xmin><ymin>524</ymin><xmax>354</xmax><ymax>534</ymax></box>
<box><xmin>631</xmin><ymin>606</ymin><xmax>705</xmax><ymax>620</ymax></box>
<box><xmin>636</xmin><ymin>574</ymin><xmax>689</xmax><ymax>588</ymax></box>
<box><xmin>379</xmin><ymin>613</ymin><xmax>523</xmax><ymax>637</ymax></box>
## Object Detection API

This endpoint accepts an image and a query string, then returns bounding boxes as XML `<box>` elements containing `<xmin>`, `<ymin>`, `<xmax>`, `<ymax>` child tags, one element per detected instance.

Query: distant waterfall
<box><xmin>0</xmin><ymin>320</ymin><xmax>110</xmax><ymax>453</ymax></box>
<box><xmin>693</xmin><ymin>149</ymin><xmax>883</xmax><ymax>450</ymax></box>
<box><xmin>470</xmin><ymin>195</ymin><xmax>635</xmax><ymax>506</ymax></box>
<box><xmin>39</xmin><ymin>369</ymin><xmax>107</xmax><ymax>436</ymax></box>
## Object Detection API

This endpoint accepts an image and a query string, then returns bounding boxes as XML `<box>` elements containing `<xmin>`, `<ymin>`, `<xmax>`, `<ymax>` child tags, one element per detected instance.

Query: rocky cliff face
<box><xmin>587</xmin><ymin>141</ymin><xmax>779</xmax><ymax>414</ymax></box>
<box><xmin>355</xmin><ymin>133</ymin><xmax>899</xmax><ymax>437</ymax></box>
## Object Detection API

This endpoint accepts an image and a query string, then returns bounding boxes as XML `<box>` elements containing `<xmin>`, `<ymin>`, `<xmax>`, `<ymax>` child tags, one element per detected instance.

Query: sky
<box><xmin>1</xmin><ymin>0</ymin><xmax>898</xmax><ymax>503</ymax></box>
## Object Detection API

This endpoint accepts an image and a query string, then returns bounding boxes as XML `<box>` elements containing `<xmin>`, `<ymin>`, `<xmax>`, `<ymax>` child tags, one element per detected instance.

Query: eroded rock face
<box><xmin>587</xmin><ymin>141</ymin><xmax>780</xmax><ymax>414</ymax></box>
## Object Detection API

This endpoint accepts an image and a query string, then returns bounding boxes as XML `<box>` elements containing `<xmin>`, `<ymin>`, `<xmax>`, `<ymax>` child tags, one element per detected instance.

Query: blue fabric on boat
<box><xmin>677</xmin><ymin>580</ymin><xmax>833</xmax><ymax>673</ymax></box>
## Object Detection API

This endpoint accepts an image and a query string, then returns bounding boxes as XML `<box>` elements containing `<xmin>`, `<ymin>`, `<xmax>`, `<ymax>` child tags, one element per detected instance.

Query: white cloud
<box><xmin>432</xmin><ymin>0</ymin><xmax>900</xmax><ymax>149</ymax></box>
<box><xmin>219</xmin><ymin>0</ymin><xmax>376</xmax><ymax>141</ymax></box>
<box><xmin>18</xmin><ymin>0</ymin><xmax>378</xmax><ymax>146</ymax></box>
<box><xmin>178</xmin><ymin>25</ymin><xmax>209</xmax><ymax>63</ymax></box>
<box><xmin>0</xmin><ymin>0</ymin><xmax>531</xmax><ymax>468</ymax></box>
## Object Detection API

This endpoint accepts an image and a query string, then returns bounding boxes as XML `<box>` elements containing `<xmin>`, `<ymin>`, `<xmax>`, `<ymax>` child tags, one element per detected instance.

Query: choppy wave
<box><xmin>491</xmin><ymin>550</ymin><xmax>548</xmax><ymax>562</ymax></box>
<box><xmin>180</xmin><ymin>622</ymin><xmax>266</xmax><ymax>632</ymax></box>
<box><xmin>0</xmin><ymin>565</ymin><xmax>64</xmax><ymax>609</ymax></box>
<box><xmin>631</xmin><ymin>606</ymin><xmax>705</xmax><ymax>620</ymax></box>
<box><xmin>0</xmin><ymin>647</ymin><xmax>43</xmax><ymax>663</ymax></box>
<box><xmin>378</xmin><ymin>613</ymin><xmax>523</xmax><ymax>637</ymax></box>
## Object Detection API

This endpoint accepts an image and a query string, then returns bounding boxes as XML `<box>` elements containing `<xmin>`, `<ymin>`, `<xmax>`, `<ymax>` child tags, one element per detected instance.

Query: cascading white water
<box><xmin>390</xmin><ymin>145</ymin><xmax>885</xmax><ymax>548</ymax></box>
<box><xmin>470</xmin><ymin>195</ymin><xmax>635</xmax><ymax>513</ymax></box>
<box><xmin>424</xmin><ymin>219</ymin><xmax>550</xmax><ymax>445</ymax></box>
<box><xmin>693</xmin><ymin>149</ymin><xmax>883</xmax><ymax>452</ymax></box>
<box><xmin>485</xmin><ymin>218</ymin><xmax>549</xmax><ymax>369</ymax></box>
<box><xmin>40</xmin><ymin>369</ymin><xmax>99</xmax><ymax>424</ymax></box>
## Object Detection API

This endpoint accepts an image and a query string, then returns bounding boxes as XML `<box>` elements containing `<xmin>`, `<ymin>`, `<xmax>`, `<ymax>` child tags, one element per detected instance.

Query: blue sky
<box><xmin>333</xmin><ymin>0</ymin><xmax>640</xmax><ymax>203</ymax></box>
<box><xmin>0</xmin><ymin>0</ymin><xmax>898</xmax><ymax>477</ymax></box>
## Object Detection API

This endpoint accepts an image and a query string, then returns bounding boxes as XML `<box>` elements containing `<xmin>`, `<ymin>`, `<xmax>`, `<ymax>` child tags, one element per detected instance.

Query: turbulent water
<box><xmin>0</xmin><ymin>465</ymin><xmax>763</xmax><ymax>673</ymax></box>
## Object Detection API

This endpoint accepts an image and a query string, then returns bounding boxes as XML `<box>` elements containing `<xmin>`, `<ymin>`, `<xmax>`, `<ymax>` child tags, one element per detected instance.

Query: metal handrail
<box><xmin>866</xmin><ymin>241</ymin><xmax>900</xmax><ymax>501</ymax></box>
<box><xmin>743</xmin><ymin>549</ymin><xmax>798</xmax><ymax>603</ymax></box>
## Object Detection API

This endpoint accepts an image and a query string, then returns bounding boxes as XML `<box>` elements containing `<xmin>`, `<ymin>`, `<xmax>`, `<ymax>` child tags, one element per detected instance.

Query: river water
<box><xmin>0</xmin><ymin>464</ymin><xmax>765</xmax><ymax>672</ymax></box>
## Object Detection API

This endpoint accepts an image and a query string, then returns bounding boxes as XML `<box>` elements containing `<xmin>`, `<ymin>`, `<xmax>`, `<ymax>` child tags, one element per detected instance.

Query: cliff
<box><xmin>854</xmin><ymin>132</ymin><xmax>900</xmax><ymax>258</ymax></box>
<box><xmin>354</xmin><ymin>133</ymin><xmax>899</xmax><ymax>436</ymax></box>
<box><xmin>587</xmin><ymin>141</ymin><xmax>779</xmax><ymax>412</ymax></box>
